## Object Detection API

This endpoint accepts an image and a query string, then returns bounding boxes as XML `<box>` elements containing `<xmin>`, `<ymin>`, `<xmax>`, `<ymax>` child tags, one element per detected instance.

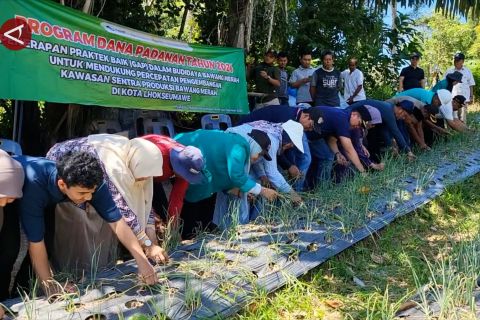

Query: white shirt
<box><xmin>445</xmin><ymin>66</ymin><xmax>476</xmax><ymax>102</ymax></box>
<box><xmin>340</xmin><ymin>68</ymin><xmax>366</xmax><ymax>101</ymax></box>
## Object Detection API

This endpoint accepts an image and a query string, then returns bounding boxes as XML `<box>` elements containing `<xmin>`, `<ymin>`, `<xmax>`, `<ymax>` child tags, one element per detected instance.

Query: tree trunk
<box><xmin>178</xmin><ymin>0</ymin><xmax>191</xmax><ymax>39</ymax></box>
<box><xmin>266</xmin><ymin>0</ymin><xmax>276</xmax><ymax>49</ymax></box>
<box><xmin>82</xmin><ymin>0</ymin><xmax>93</xmax><ymax>14</ymax></box>
<box><xmin>227</xmin><ymin>0</ymin><xmax>256</xmax><ymax>51</ymax></box>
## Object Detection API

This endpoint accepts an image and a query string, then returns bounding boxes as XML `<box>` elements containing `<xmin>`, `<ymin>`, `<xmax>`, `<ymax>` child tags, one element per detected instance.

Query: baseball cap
<box><xmin>281</xmin><ymin>120</ymin><xmax>304</xmax><ymax>153</ymax></box>
<box><xmin>363</xmin><ymin>105</ymin><xmax>382</xmax><ymax>125</ymax></box>
<box><xmin>453</xmin><ymin>95</ymin><xmax>466</xmax><ymax>107</ymax></box>
<box><xmin>446</xmin><ymin>71</ymin><xmax>463</xmax><ymax>83</ymax></box>
<box><xmin>170</xmin><ymin>146</ymin><xmax>207</xmax><ymax>184</ymax></box>
<box><xmin>304</xmin><ymin>107</ymin><xmax>324</xmax><ymax>134</ymax></box>
<box><xmin>352</xmin><ymin>105</ymin><xmax>372</xmax><ymax>122</ymax></box>
<box><xmin>0</xmin><ymin>150</ymin><xmax>24</xmax><ymax>198</ymax></box>
<box><xmin>410</xmin><ymin>52</ymin><xmax>420</xmax><ymax>58</ymax></box>
<box><xmin>454</xmin><ymin>52</ymin><xmax>465</xmax><ymax>60</ymax></box>
<box><xmin>397</xmin><ymin>100</ymin><xmax>415</xmax><ymax>113</ymax></box>
<box><xmin>265</xmin><ymin>48</ymin><xmax>277</xmax><ymax>57</ymax></box>
<box><xmin>248</xmin><ymin>129</ymin><xmax>272</xmax><ymax>161</ymax></box>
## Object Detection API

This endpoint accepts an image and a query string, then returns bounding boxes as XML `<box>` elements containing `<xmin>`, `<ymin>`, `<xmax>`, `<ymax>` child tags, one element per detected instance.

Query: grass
<box><xmin>9</xmin><ymin>111</ymin><xmax>480</xmax><ymax>319</ymax></box>
<box><xmin>236</xmin><ymin>174</ymin><xmax>480</xmax><ymax>320</ymax></box>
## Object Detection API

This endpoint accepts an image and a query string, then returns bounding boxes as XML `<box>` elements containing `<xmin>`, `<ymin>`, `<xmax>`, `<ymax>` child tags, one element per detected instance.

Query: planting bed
<box><xmin>4</xmin><ymin>131</ymin><xmax>480</xmax><ymax>320</ymax></box>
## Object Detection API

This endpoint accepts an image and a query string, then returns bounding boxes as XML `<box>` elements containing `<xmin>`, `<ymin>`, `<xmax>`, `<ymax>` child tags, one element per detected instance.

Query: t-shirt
<box><xmin>340</xmin><ymin>68</ymin><xmax>366</xmax><ymax>101</ymax></box>
<box><xmin>430</xmin><ymin>79</ymin><xmax>448</xmax><ymax>93</ymax></box>
<box><xmin>250</xmin><ymin>62</ymin><xmax>281</xmax><ymax>102</ymax></box>
<box><xmin>311</xmin><ymin>67</ymin><xmax>341</xmax><ymax>106</ymax></box>
<box><xmin>400</xmin><ymin>66</ymin><xmax>425</xmax><ymax>90</ymax></box>
<box><xmin>278</xmin><ymin>68</ymin><xmax>288</xmax><ymax>98</ymax></box>
<box><xmin>13</xmin><ymin>155</ymin><xmax>121</xmax><ymax>243</ymax></box>
<box><xmin>311</xmin><ymin>106</ymin><xmax>351</xmax><ymax>138</ymax></box>
<box><xmin>445</xmin><ymin>66</ymin><xmax>476</xmax><ymax>103</ymax></box>
<box><xmin>289</xmin><ymin>66</ymin><xmax>315</xmax><ymax>103</ymax></box>
<box><xmin>395</xmin><ymin>88</ymin><xmax>455</xmax><ymax>121</ymax></box>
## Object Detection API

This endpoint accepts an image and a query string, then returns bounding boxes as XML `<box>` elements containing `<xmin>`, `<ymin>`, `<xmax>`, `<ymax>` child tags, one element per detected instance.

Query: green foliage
<box><xmin>419</xmin><ymin>13</ymin><xmax>476</xmax><ymax>86</ymax></box>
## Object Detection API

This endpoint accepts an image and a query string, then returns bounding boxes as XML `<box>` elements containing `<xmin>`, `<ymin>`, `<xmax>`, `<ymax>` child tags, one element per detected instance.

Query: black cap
<box><xmin>352</xmin><ymin>105</ymin><xmax>372</xmax><ymax>122</ymax></box>
<box><xmin>453</xmin><ymin>95</ymin><xmax>466</xmax><ymax>106</ymax></box>
<box><xmin>454</xmin><ymin>52</ymin><xmax>465</xmax><ymax>60</ymax></box>
<box><xmin>248</xmin><ymin>129</ymin><xmax>272</xmax><ymax>161</ymax></box>
<box><xmin>265</xmin><ymin>48</ymin><xmax>277</xmax><ymax>57</ymax></box>
<box><xmin>446</xmin><ymin>71</ymin><xmax>463</xmax><ymax>83</ymax></box>
<box><xmin>410</xmin><ymin>52</ymin><xmax>420</xmax><ymax>58</ymax></box>
<box><xmin>303</xmin><ymin>107</ymin><xmax>323</xmax><ymax>134</ymax></box>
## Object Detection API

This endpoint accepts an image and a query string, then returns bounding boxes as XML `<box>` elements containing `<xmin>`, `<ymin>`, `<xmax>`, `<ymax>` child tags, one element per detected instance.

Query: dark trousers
<box><xmin>180</xmin><ymin>195</ymin><xmax>217</xmax><ymax>239</ymax></box>
<box><xmin>0</xmin><ymin>202</ymin><xmax>31</xmax><ymax>300</ymax></box>
<box><xmin>279</xmin><ymin>97</ymin><xmax>289</xmax><ymax>106</ymax></box>
<box><xmin>366</xmin><ymin>124</ymin><xmax>386</xmax><ymax>163</ymax></box>
<box><xmin>424</xmin><ymin>119</ymin><xmax>445</xmax><ymax>147</ymax></box>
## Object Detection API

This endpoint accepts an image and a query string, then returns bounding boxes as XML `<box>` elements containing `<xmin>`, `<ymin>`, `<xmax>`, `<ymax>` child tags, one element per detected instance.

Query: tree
<box><xmin>370</xmin><ymin>0</ymin><xmax>480</xmax><ymax>20</ymax></box>
<box><xmin>419</xmin><ymin>13</ymin><xmax>476</xmax><ymax>85</ymax></box>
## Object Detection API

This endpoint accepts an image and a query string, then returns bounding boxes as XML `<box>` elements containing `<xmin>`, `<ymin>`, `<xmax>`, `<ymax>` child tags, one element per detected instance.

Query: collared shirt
<box><xmin>13</xmin><ymin>155</ymin><xmax>121</xmax><ymax>243</ymax></box>
<box><xmin>400</xmin><ymin>65</ymin><xmax>425</xmax><ymax>90</ymax></box>
<box><xmin>340</xmin><ymin>68</ymin><xmax>366</xmax><ymax>101</ymax></box>
<box><xmin>250</xmin><ymin>62</ymin><xmax>281</xmax><ymax>102</ymax></box>
<box><xmin>278</xmin><ymin>68</ymin><xmax>288</xmax><ymax>98</ymax></box>
<box><xmin>289</xmin><ymin>65</ymin><xmax>315</xmax><ymax>103</ymax></box>
<box><xmin>445</xmin><ymin>66</ymin><xmax>476</xmax><ymax>102</ymax></box>
<box><xmin>311</xmin><ymin>106</ymin><xmax>351</xmax><ymax>138</ymax></box>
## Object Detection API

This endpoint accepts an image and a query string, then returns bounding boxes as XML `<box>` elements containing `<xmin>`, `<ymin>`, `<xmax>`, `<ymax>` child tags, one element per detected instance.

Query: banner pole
<box><xmin>12</xmin><ymin>100</ymin><xmax>18</xmax><ymax>141</ymax></box>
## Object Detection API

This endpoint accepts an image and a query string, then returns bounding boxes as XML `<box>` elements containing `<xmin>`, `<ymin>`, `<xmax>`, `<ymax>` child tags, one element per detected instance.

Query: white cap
<box><xmin>281</xmin><ymin>120</ymin><xmax>304</xmax><ymax>153</ymax></box>
<box><xmin>437</xmin><ymin>89</ymin><xmax>452</xmax><ymax>106</ymax></box>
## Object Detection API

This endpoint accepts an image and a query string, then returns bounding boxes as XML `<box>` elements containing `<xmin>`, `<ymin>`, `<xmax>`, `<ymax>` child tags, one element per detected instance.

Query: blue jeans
<box><xmin>307</xmin><ymin>138</ymin><xmax>334</xmax><ymax>186</ymax></box>
<box><xmin>285</xmin><ymin>134</ymin><xmax>311</xmax><ymax>191</ymax></box>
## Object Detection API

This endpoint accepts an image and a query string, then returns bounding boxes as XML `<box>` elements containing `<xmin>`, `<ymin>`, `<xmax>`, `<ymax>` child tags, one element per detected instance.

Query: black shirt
<box><xmin>400</xmin><ymin>66</ymin><xmax>425</xmax><ymax>90</ymax></box>
<box><xmin>250</xmin><ymin>62</ymin><xmax>281</xmax><ymax>102</ymax></box>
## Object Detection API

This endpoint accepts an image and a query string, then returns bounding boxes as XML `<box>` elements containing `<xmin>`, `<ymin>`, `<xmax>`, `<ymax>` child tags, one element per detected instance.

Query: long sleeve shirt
<box><xmin>46</xmin><ymin>137</ymin><xmax>154</xmax><ymax>238</ymax></box>
<box><xmin>141</xmin><ymin>134</ymin><xmax>189</xmax><ymax>219</ymax></box>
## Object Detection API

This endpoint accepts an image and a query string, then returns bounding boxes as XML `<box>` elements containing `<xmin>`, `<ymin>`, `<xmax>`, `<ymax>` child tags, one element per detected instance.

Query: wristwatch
<box><xmin>143</xmin><ymin>239</ymin><xmax>152</xmax><ymax>248</ymax></box>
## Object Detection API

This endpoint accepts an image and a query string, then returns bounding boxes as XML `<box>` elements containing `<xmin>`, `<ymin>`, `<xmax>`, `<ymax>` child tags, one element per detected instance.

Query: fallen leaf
<box><xmin>324</xmin><ymin>299</ymin><xmax>344</xmax><ymax>309</ymax></box>
<box><xmin>353</xmin><ymin>276</ymin><xmax>366</xmax><ymax>287</ymax></box>
<box><xmin>371</xmin><ymin>253</ymin><xmax>384</xmax><ymax>264</ymax></box>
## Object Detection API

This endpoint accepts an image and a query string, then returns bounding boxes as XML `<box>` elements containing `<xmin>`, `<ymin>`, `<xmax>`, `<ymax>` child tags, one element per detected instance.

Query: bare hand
<box><xmin>407</xmin><ymin>151</ymin><xmax>416</xmax><ymax>161</ymax></box>
<box><xmin>0</xmin><ymin>306</ymin><xmax>5</xmax><ymax>319</ymax></box>
<box><xmin>259</xmin><ymin>71</ymin><xmax>269</xmax><ymax>79</ymax></box>
<box><xmin>43</xmin><ymin>279</ymin><xmax>77</xmax><ymax>299</ymax></box>
<box><xmin>362</xmin><ymin>145</ymin><xmax>370</xmax><ymax>158</ymax></box>
<box><xmin>290</xmin><ymin>191</ymin><xmax>303</xmax><ymax>204</ymax></box>
<box><xmin>335</xmin><ymin>152</ymin><xmax>349</xmax><ymax>166</ymax></box>
<box><xmin>227</xmin><ymin>188</ymin><xmax>241</xmax><ymax>197</ymax></box>
<box><xmin>260</xmin><ymin>187</ymin><xmax>278</xmax><ymax>201</ymax></box>
<box><xmin>288</xmin><ymin>165</ymin><xmax>301</xmax><ymax>178</ymax></box>
<box><xmin>146</xmin><ymin>244</ymin><xmax>169</xmax><ymax>265</ymax></box>
<box><xmin>260</xmin><ymin>175</ymin><xmax>271</xmax><ymax>188</ymax></box>
<box><xmin>420</xmin><ymin>144</ymin><xmax>431</xmax><ymax>150</ymax></box>
<box><xmin>137</xmin><ymin>260</ymin><xmax>158</xmax><ymax>285</ymax></box>
<box><xmin>370</xmin><ymin>162</ymin><xmax>385</xmax><ymax>171</ymax></box>
<box><xmin>303</xmin><ymin>77</ymin><xmax>311</xmax><ymax>84</ymax></box>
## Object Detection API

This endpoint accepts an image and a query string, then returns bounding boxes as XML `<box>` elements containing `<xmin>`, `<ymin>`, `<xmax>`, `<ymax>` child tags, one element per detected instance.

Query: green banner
<box><xmin>0</xmin><ymin>0</ymin><xmax>248</xmax><ymax>114</ymax></box>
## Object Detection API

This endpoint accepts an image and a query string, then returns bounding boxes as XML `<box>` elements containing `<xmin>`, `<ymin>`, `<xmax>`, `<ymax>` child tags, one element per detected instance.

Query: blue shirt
<box><xmin>13</xmin><ymin>156</ymin><xmax>122</xmax><ymax>242</ymax></box>
<box><xmin>395</xmin><ymin>88</ymin><xmax>434</xmax><ymax>105</ymax></box>
<box><xmin>238</xmin><ymin>105</ymin><xmax>301</xmax><ymax>125</ymax></box>
<box><xmin>430</xmin><ymin>79</ymin><xmax>447</xmax><ymax>93</ymax></box>
<box><xmin>313</xmin><ymin>106</ymin><xmax>351</xmax><ymax>138</ymax></box>
<box><xmin>349</xmin><ymin>100</ymin><xmax>410</xmax><ymax>152</ymax></box>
